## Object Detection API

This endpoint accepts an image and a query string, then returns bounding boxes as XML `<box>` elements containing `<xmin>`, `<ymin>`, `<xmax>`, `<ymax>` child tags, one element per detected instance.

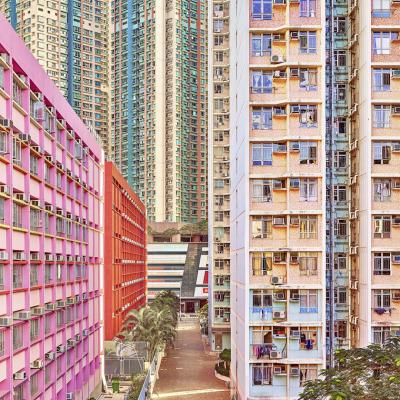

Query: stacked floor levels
<box><xmin>0</xmin><ymin>14</ymin><xmax>103</xmax><ymax>399</ymax></box>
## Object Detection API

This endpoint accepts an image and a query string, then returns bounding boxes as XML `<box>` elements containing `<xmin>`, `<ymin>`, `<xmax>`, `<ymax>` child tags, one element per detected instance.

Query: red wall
<box><xmin>104</xmin><ymin>162</ymin><xmax>147</xmax><ymax>340</ymax></box>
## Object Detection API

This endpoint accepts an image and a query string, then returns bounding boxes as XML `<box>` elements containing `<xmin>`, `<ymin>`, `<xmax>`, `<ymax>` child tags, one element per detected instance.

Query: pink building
<box><xmin>0</xmin><ymin>13</ymin><xmax>103</xmax><ymax>400</ymax></box>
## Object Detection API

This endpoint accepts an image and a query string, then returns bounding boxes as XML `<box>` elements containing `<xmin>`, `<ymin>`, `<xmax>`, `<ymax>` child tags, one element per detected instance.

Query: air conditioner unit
<box><xmin>290</xmin><ymin>142</ymin><xmax>300</xmax><ymax>151</ymax></box>
<box><xmin>392</xmin><ymin>291</ymin><xmax>400</xmax><ymax>301</ymax></box>
<box><xmin>271</xmin><ymin>54</ymin><xmax>284</xmax><ymax>63</ymax></box>
<box><xmin>290</xmin><ymin>255</ymin><xmax>299</xmax><ymax>264</ymax></box>
<box><xmin>350</xmin><ymin>246</ymin><xmax>358</xmax><ymax>255</ymax></box>
<box><xmin>350</xmin><ymin>280</ymin><xmax>359</xmax><ymax>290</ymax></box>
<box><xmin>290</xmin><ymin>217</ymin><xmax>300</xmax><ymax>226</ymax></box>
<box><xmin>0</xmin><ymin>185</ymin><xmax>10</xmax><ymax>195</ymax></box>
<box><xmin>274</xmin><ymin>366</ymin><xmax>283</xmax><ymax>374</ymax></box>
<box><xmin>56</xmin><ymin>209</ymin><xmax>63</xmax><ymax>216</ymax></box>
<box><xmin>66</xmin><ymin>255</ymin><xmax>73</xmax><ymax>262</ymax></box>
<box><xmin>75</xmin><ymin>334</ymin><xmax>81</xmax><ymax>342</ymax></box>
<box><xmin>290</xmin><ymin>330</ymin><xmax>300</xmax><ymax>339</ymax></box>
<box><xmin>272</xmin><ymin>276</ymin><xmax>284</xmax><ymax>285</ymax></box>
<box><xmin>0</xmin><ymin>118</ymin><xmax>12</xmax><ymax>128</ymax></box>
<box><xmin>19</xmin><ymin>133</ymin><xmax>30</xmax><ymax>143</ymax></box>
<box><xmin>275</xmin><ymin>292</ymin><xmax>286</xmax><ymax>301</ymax></box>
<box><xmin>392</xmin><ymin>106</ymin><xmax>400</xmax><ymax>115</ymax></box>
<box><xmin>45</xmin><ymin>351</ymin><xmax>55</xmax><ymax>360</ymax></box>
<box><xmin>13</xmin><ymin>371</ymin><xmax>27</xmax><ymax>380</ymax></box>
<box><xmin>290</xmin><ymin>105</ymin><xmax>300</xmax><ymax>114</ymax></box>
<box><xmin>273</xmin><ymin>107</ymin><xmax>286</xmax><ymax>115</ymax></box>
<box><xmin>273</xmin><ymin>311</ymin><xmax>286</xmax><ymax>319</ymax></box>
<box><xmin>45</xmin><ymin>204</ymin><xmax>54</xmax><ymax>212</ymax></box>
<box><xmin>75</xmin><ymin>256</ymin><xmax>81</xmax><ymax>262</ymax></box>
<box><xmin>45</xmin><ymin>254</ymin><xmax>54</xmax><ymax>262</ymax></box>
<box><xmin>31</xmin><ymin>200</ymin><xmax>41</xmax><ymax>208</ymax></box>
<box><xmin>0</xmin><ymin>251</ymin><xmax>8</xmax><ymax>261</ymax></box>
<box><xmin>392</xmin><ymin>254</ymin><xmax>400</xmax><ymax>264</ymax></box>
<box><xmin>393</xmin><ymin>217</ymin><xmax>400</xmax><ymax>225</ymax></box>
<box><xmin>273</xmin><ymin>217</ymin><xmax>286</xmax><ymax>226</ymax></box>
<box><xmin>56</xmin><ymin>255</ymin><xmax>64</xmax><ymax>262</ymax></box>
<box><xmin>31</xmin><ymin>359</ymin><xmax>43</xmax><ymax>369</ymax></box>
<box><xmin>0</xmin><ymin>317</ymin><xmax>12</xmax><ymax>326</ymax></box>
<box><xmin>57</xmin><ymin>300</ymin><xmax>65</xmax><ymax>308</ymax></box>
<box><xmin>75</xmin><ymin>294</ymin><xmax>81</xmax><ymax>303</ymax></box>
<box><xmin>57</xmin><ymin>345</ymin><xmax>66</xmax><ymax>353</ymax></box>
<box><xmin>270</xmin><ymin>350</ymin><xmax>283</xmax><ymax>359</ymax></box>
<box><xmin>82</xmin><ymin>293</ymin><xmax>88</xmax><ymax>301</ymax></box>
<box><xmin>273</xmin><ymin>34</ymin><xmax>283</xmax><ymax>41</ymax></box>
<box><xmin>15</xmin><ymin>193</ymin><xmax>28</xmax><ymax>202</ymax></box>
<box><xmin>45</xmin><ymin>155</ymin><xmax>54</xmax><ymax>164</ymax></box>
<box><xmin>66</xmin><ymin>297</ymin><xmax>74</xmax><ymax>305</ymax></box>
<box><xmin>290</xmin><ymin>31</ymin><xmax>299</xmax><ymax>39</ymax></box>
<box><xmin>82</xmin><ymin>328</ymin><xmax>89</xmax><ymax>337</ymax></box>
<box><xmin>350</xmin><ymin>211</ymin><xmax>358</xmax><ymax>220</ymax></box>
<box><xmin>67</xmin><ymin>339</ymin><xmax>75</xmax><ymax>348</ymax></box>
<box><xmin>392</xmin><ymin>143</ymin><xmax>400</xmax><ymax>152</ymax></box>
<box><xmin>392</xmin><ymin>69</ymin><xmax>400</xmax><ymax>78</ymax></box>
<box><xmin>351</xmin><ymin>315</ymin><xmax>359</xmax><ymax>325</ymax></box>
<box><xmin>290</xmin><ymin>367</ymin><xmax>300</xmax><ymax>376</ymax></box>
<box><xmin>13</xmin><ymin>252</ymin><xmax>26</xmax><ymax>261</ymax></box>
<box><xmin>274</xmin><ymin>70</ymin><xmax>285</xmax><ymax>78</ymax></box>
<box><xmin>66</xmin><ymin>393</ymin><xmax>74</xmax><ymax>400</ymax></box>
<box><xmin>14</xmin><ymin>311</ymin><xmax>30</xmax><ymax>320</ymax></box>
<box><xmin>350</xmin><ymin>175</ymin><xmax>358</xmax><ymax>185</ymax></box>
<box><xmin>393</xmin><ymin>180</ymin><xmax>400</xmax><ymax>189</ymax></box>
<box><xmin>350</xmin><ymin>140</ymin><xmax>358</xmax><ymax>151</ymax></box>
<box><xmin>45</xmin><ymin>303</ymin><xmax>55</xmax><ymax>311</ymax></box>
<box><xmin>291</xmin><ymin>293</ymin><xmax>300</xmax><ymax>301</ymax></box>
<box><xmin>32</xmin><ymin>307</ymin><xmax>45</xmax><ymax>316</ymax></box>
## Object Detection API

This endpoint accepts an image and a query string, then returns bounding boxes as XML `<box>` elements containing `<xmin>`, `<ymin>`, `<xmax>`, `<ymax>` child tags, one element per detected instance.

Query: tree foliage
<box><xmin>120</xmin><ymin>291</ymin><xmax>179</xmax><ymax>360</ymax></box>
<box><xmin>300</xmin><ymin>337</ymin><xmax>400</xmax><ymax>400</ymax></box>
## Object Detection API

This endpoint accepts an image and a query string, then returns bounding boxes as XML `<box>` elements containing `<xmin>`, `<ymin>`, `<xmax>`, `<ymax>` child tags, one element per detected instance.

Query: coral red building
<box><xmin>104</xmin><ymin>162</ymin><xmax>146</xmax><ymax>340</ymax></box>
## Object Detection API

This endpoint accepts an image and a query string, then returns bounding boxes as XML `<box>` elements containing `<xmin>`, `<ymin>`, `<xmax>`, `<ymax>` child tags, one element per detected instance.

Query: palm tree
<box><xmin>152</xmin><ymin>290</ymin><xmax>180</xmax><ymax>326</ymax></box>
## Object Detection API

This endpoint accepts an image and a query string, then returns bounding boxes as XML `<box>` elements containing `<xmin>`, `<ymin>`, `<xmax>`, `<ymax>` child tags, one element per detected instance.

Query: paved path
<box><xmin>151</xmin><ymin>320</ymin><xmax>230</xmax><ymax>400</ymax></box>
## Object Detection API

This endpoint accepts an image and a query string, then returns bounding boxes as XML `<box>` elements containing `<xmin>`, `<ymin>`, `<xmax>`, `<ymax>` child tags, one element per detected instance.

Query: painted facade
<box><xmin>103</xmin><ymin>162</ymin><xmax>146</xmax><ymax>341</ymax></box>
<box><xmin>0</xmin><ymin>14</ymin><xmax>103</xmax><ymax>399</ymax></box>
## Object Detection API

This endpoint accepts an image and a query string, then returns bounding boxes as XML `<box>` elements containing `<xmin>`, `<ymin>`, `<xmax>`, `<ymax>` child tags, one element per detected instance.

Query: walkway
<box><xmin>151</xmin><ymin>320</ymin><xmax>230</xmax><ymax>400</ymax></box>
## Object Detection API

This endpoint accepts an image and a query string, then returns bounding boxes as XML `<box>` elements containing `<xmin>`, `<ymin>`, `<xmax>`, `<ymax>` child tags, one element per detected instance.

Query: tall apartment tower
<box><xmin>0</xmin><ymin>15</ymin><xmax>103</xmax><ymax>399</ymax></box>
<box><xmin>349</xmin><ymin>1</ymin><xmax>400</xmax><ymax>349</ymax></box>
<box><xmin>229</xmin><ymin>1</ymin><xmax>326</xmax><ymax>398</ymax></box>
<box><xmin>111</xmin><ymin>0</ymin><xmax>208</xmax><ymax>223</ymax></box>
<box><xmin>0</xmin><ymin>0</ymin><xmax>111</xmax><ymax>154</ymax></box>
<box><xmin>208</xmin><ymin>0</ymin><xmax>231</xmax><ymax>352</ymax></box>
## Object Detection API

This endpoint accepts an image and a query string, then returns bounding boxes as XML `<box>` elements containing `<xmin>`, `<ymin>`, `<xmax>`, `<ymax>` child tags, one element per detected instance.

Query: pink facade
<box><xmin>0</xmin><ymin>13</ymin><xmax>103</xmax><ymax>400</ymax></box>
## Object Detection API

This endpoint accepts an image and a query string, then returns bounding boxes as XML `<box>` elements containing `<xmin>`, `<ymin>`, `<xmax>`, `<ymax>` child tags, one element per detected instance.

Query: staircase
<box><xmin>181</xmin><ymin>243</ymin><xmax>203</xmax><ymax>299</ymax></box>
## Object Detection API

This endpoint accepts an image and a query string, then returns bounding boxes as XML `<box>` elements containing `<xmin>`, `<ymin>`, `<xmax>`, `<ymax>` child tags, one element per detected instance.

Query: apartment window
<box><xmin>253</xmin><ymin>364</ymin><xmax>272</xmax><ymax>385</ymax></box>
<box><xmin>373</xmin><ymin>142</ymin><xmax>391</xmax><ymax>164</ymax></box>
<box><xmin>299</xmin><ymin>69</ymin><xmax>317</xmax><ymax>91</ymax></box>
<box><xmin>13</xmin><ymin>138</ymin><xmax>22</xmax><ymax>165</ymax></box>
<box><xmin>214</xmin><ymin>35</ymin><xmax>223</xmax><ymax>46</ymax></box>
<box><xmin>56</xmin><ymin>217</ymin><xmax>64</xmax><ymax>235</ymax></box>
<box><xmin>252</xmin><ymin>216</ymin><xmax>272</xmax><ymax>239</ymax></box>
<box><xmin>13</xmin><ymin>324</ymin><xmax>23</xmax><ymax>350</ymax></box>
<box><xmin>300</xmin><ymin>365</ymin><xmax>318</xmax><ymax>386</ymax></box>
<box><xmin>0</xmin><ymin>131</ymin><xmax>7</xmax><ymax>154</ymax></box>
<box><xmin>252</xmin><ymin>179</ymin><xmax>272</xmax><ymax>203</ymax></box>
<box><xmin>13</xmin><ymin>80</ymin><xmax>23</xmax><ymax>105</ymax></box>
<box><xmin>213</xmin><ymin>20</ymin><xmax>224</xmax><ymax>33</ymax></box>
<box><xmin>252</xmin><ymin>144</ymin><xmax>273</xmax><ymax>166</ymax></box>
<box><xmin>299</xmin><ymin>31</ymin><xmax>317</xmax><ymax>54</ymax></box>
<box><xmin>56</xmin><ymin>171</ymin><xmax>62</xmax><ymax>188</ymax></box>
<box><xmin>253</xmin><ymin>290</ymin><xmax>272</xmax><ymax>307</ymax></box>
<box><xmin>299</xmin><ymin>216</ymin><xmax>317</xmax><ymax>239</ymax></box>
<box><xmin>372</xmin><ymin>0</ymin><xmax>391</xmax><ymax>17</ymax></box>
<box><xmin>252</xmin><ymin>108</ymin><xmax>272</xmax><ymax>130</ymax></box>
<box><xmin>374</xmin><ymin>252</ymin><xmax>391</xmax><ymax>275</ymax></box>
<box><xmin>335</xmin><ymin>219</ymin><xmax>347</xmax><ymax>238</ymax></box>
<box><xmin>373</xmin><ymin>69</ymin><xmax>391</xmax><ymax>91</ymax></box>
<box><xmin>252</xmin><ymin>252</ymin><xmax>272</xmax><ymax>276</ymax></box>
<box><xmin>334</xmin><ymin>254</ymin><xmax>347</xmax><ymax>270</ymax></box>
<box><xmin>334</xmin><ymin>50</ymin><xmax>347</xmax><ymax>66</ymax></box>
<box><xmin>334</xmin><ymin>287</ymin><xmax>347</xmax><ymax>305</ymax></box>
<box><xmin>335</xmin><ymin>117</ymin><xmax>347</xmax><ymax>135</ymax></box>
<box><xmin>214</xmin><ymin>52</ymin><xmax>223</xmax><ymax>63</ymax></box>
<box><xmin>300</xmin><ymin>179</ymin><xmax>317</xmax><ymax>202</ymax></box>
<box><xmin>300</xmin><ymin>290</ymin><xmax>318</xmax><ymax>312</ymax></box>
<box><xmin>13</xmin><ymin>203</ymin><xmax>23</xmax><ymax>228</ymax></box>
<box><xmin>333</xmin><ymin>185</ymin><xmax>347</xmax><ymax>203</ymax></box>
<box><xmin>373</xmin><ymin>289</ymin><xmax>391</xmax><ymax>308</ymax></box>
<box><xmin>0</xmin><ymin>330</ymin><xmax>4</xmax><ymax>357</ymax></box>
<box><xmin>334</xmin><ymin>151</ymin><xmax>347</xmax><ymax>169</ymax></box>
<box><xmin>30</xmin><ymin>373</ymin><xmax>39</xmax><ymax>397</ymax></box>
<box><xmin>14</xmin><ymin>386</ymin><xmax>24</xmax><ymax>400</ymax></box>
<box><xmin>56</xmin><ymin>310</ymin><xmax>64</xmax><ymax>326</ymax></box>
<box><xmin>334</xmin><ymin>84</ymin><xmax>347</xmax><ymax>102</ymax></box>
<box><xmin>30</xmin><ymin>209</ymin><xmax>41</xmax><ymax>230</ymax></box>
<box><xmin>299</xmin><ymin>142</ymin><xmax>317</xmax><ymax>164</ymax></box>
<box><xmin>300</xmin><ymin>328</ymin><xmax>318</xmax><ymax>349</ymax></box>
<box><xmin>251</xmin><ymin>71</ymin><xmax>272</xmax><ymax>93</ymax></box>
<box><xmin>0</xmin><ymin>265</ymin><xmax>3</xmax><ymax>290</ymax></box>
<box><xmin>333</xmin><ymin>17</ymin><xmax>346</xmax><ymax>34</ymax></box>
<box><xmin>13</xmin><ymin>266</ymin><xmax>23</xmax><ymax>289</ymax></box>
<box><xmin>44</xmin><ymin>315</ymin><xmax>51</xmax><ymax>335</ymax></box>
<box><xmin>299</xmin><ymin>106</ymin><xmax>317</xmax><ymax>127</ymax></box>
<box><xmin>214</xmin><ymin>179</ymin><xmax>224</xmax><ymax>189</ymax></box>
<box><xmin>214</xmin><ymin>307</ymin><xmax>226</xmax><ymax>319</ymax></box>
<box><xmin>44</xmin><ymin>163</ymin><xmax>51</xmax><ymax>183</ymax></box>
<box><xmin>251</xmin><ymin>34</ymin><xmax>272</xmax><ymax>56</ymax></box>
<box><xmin>299</xmin><ymin>255</ymin><xmax>318</xmax><ymax>275</ymax></box>
<box><xmin>252</xmin><ymin>0</ymin><xmax>273</xmax><ymax>20</ymax></box>
<box><xmin>373</xmin><ymin>32</ymin><xmax>397</xmax><ymax>55</ymax></box>
<box><xmin>374</xmin><ymin>105</ymin><xmax>391</xmax><ymax>128</ymax></box>
<box><xmin>299</xmin><ymin>0</ymin><xmax>316</xmax><ymax>17</ymax></box>
<box><xmin>214</xmin><ymin>211</ymin><xmax>224</xmax><ymax>222</ymax></box>
<box><xmin>30</xmin><ymin>265</ymin><xmax>39</xmax><ymax>286</ymax></box>
<box><xmin>30</xmin><ymin>319</ymin><xmax>39</xmax><ymax>341</ymax></box>
<box><xmin>374</xmin><ymin>179</ymin><xmax>391</xmax><ymax>202</ymax></box>
<box><xmin>0</xmin><ymin>198</ymin><xmax>4</xmax><ymax>223</ymax></box>
<box><xmin>30</xmin><ymin>154</ymin><xmax>38</xmax><ymax>175</ymax></box>
<box><xmin>45</xmin><ymin>264</ymin><xmax>52</xmax><ymax>284</ymax></box>
<box><xmin>0</xmin><ymin>65</ymin><xmax>4</xmax><ymax>89</ymax></box>
<box><xmin>372</xmin><ymin>327</ymin><xmax>391</xmax><ymax>345</ymax></box>
<box><xmin>374</xmin><ymin>215</ymin><xmax>391</xmax><ymax>238</ymax></box>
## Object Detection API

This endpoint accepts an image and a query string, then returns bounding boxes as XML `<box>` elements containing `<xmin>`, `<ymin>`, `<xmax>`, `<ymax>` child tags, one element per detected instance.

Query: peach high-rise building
<box><xmin>0</xmin><ymin>14</ymin><xmax>103</xmax><ymax>400</ymax></box>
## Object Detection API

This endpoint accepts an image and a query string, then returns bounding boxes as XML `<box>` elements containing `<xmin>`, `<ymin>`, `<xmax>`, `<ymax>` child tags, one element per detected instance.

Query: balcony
<box><xmin>249</xmin><ymin>343</ymin><xmax>287</xmax><ymax>361</ymax></box>
<box><xmin>250</xmin><ymin>306</ymin><xmax>287</xmax><ymax>323</ymax></box>
<box><xmin>249</xmin><ymin>3</ymin><xmax>286</xmax><ymax>29</ymax></box>
<box><xmin>372</xmin><ymin>3</ymin><xmax>400</xmax><ymax>27</ymax></box>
